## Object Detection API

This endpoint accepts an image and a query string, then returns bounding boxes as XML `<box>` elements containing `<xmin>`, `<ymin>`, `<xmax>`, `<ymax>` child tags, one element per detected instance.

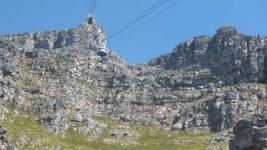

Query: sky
<box><xmin>0</xmin><ymin>0</ymin><xmax>267</xmax><ymax>64</ymax></box>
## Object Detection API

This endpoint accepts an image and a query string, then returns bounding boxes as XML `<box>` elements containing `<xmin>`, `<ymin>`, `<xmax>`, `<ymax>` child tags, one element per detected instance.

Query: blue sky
<box><xmin>0</xmin><ymin>0</ymin><xmax>266</xmax><ymax>64</ymax></box>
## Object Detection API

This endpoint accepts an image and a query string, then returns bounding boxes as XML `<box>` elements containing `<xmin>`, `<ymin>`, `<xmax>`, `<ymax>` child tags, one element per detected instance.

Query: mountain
<box><xmin>0</xmin><ymin>17</ymin><xmax>266</xmax><ymax>149</ymax></box>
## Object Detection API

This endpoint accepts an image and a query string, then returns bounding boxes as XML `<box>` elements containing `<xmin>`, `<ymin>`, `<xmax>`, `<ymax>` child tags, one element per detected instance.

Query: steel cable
<box><xmin>108</xmin><ymin>0</ymin><xmax>171</xmax><ymax>40</ymax></box>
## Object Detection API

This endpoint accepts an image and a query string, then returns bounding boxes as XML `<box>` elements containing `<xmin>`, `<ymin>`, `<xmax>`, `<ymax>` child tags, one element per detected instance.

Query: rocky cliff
<box><xmin>0</xmin><ymin>17</ymin><xmax>266</xmax><ymax>139</ymax></box>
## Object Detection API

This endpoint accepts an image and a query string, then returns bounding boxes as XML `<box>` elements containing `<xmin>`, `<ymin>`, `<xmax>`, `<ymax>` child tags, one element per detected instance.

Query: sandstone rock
<box><xmin>230</xmin><ymin>115</ymin><xmax>267</xmax><ymax>150</ymax></box>
<box><xmin>110</xmin><ymin>130</ymin><xmax>138</xmax><ymax>138</ymax></box>
<box><xmin>208</xmin><ymin>131</ymin><xmax>230</xmax><ymax>145</ymax></box>
<box><xmin>78</xmin><ymin>118</ymin><xmax>107</xmax><ymax>137</ymax></box>
<box><xmin>0</xmin><ymin>126</ymin><xmax>15</xmax><ymax>150</ymax></box>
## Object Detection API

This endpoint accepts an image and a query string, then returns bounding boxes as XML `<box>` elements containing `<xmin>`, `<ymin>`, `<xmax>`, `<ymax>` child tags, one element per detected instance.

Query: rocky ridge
<box><xmin>0</xmin><ymin>17</ymin><xmax>266</xmax><ymax>139</ymax></box>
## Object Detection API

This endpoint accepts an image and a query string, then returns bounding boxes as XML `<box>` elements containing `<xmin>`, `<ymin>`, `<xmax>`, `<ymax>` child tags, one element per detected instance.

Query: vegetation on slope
<box><xmin>0</xmin><ymin>112</ymin><xmax>228</xmax><ymax>150</ymax></box>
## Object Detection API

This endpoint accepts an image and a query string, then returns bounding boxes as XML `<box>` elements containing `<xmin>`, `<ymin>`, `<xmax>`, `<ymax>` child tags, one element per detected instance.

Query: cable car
<box><xmin>97</xmin><ymin>40</ymin><xmax>109</xmax><ymax>57</ymax></box>
<box><xmin>97</xmin><ymin>47</ymin><xmax>108</xmax><ymax>57</ymax></box>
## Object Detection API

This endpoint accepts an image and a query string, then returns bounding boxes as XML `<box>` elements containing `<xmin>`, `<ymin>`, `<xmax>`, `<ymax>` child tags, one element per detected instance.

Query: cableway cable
<box><xmin>108</xmin><ymin>0</ymin><xmax>171</xmax><ymax>40</ymax></box>
<box><xmin>116</xmin><ymin>0</ymin><xmax>183</xmax><ymax>39</ymax></box>
<box><xmin>90</xmin><ymin>0</ymin><xmax>97</xmax><ymax>15</ymax></box>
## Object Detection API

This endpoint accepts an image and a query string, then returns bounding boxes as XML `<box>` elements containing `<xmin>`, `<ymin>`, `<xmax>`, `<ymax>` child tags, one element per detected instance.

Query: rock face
<box><xmin>149</xmin><ymin>26</ymin><xmax>267</xmax><ymax>84</ymax></box>
<box><xmin>229</xmin><ymin>115</ymin><xmax>267</xmax><ymax>150</ymax></box>
<box><xmin>0</xmin><ymin>16</ymin><xmax>266</xmax><ymax>136</ymax></box>
<box><xmin>0</xmin><ymin>126</ymin><xmax>14</xmax><ymax>150</ymax></box>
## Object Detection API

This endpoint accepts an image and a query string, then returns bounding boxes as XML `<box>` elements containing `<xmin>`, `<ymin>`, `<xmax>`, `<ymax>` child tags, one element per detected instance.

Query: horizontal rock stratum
<box><xmin>0</xmin><ymin>16</ymin><xmax>266</xmax><ymax>137</ymax></box>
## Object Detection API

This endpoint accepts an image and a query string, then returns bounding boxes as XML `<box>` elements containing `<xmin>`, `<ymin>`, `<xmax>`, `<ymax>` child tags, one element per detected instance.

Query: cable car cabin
<box><xmin>97</xmin><ymin>47</ymin><xmax>108</xmax><ymax>57</ymax></box>
<box><xmin>87</xmin><ymin>16</ymin><xmax>95</xmax><ymax>24</ymax></box>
